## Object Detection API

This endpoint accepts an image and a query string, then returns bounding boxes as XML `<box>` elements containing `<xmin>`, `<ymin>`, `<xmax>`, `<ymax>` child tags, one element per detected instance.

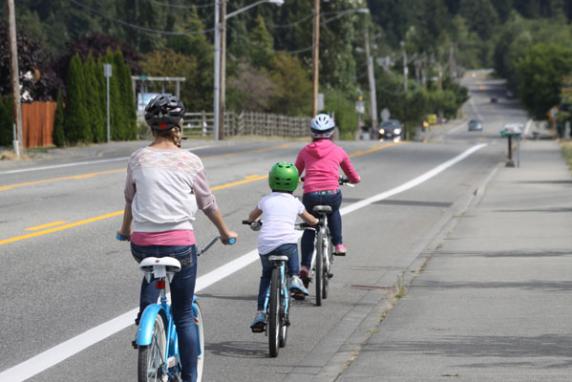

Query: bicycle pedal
<box><xmin>131</xmin><ymin>340</ymin><xmax>138</xmax><ymax>349</ymax></box>
<box><xmin>333</xmin><ymin>252</ymin><xmax>346</xmax><ymax>256</ymax></box>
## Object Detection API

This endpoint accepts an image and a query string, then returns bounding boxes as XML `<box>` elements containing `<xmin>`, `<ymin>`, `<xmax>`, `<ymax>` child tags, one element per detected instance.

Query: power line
<box><xmin>70</xmin><ymin>0</ymin><xmax>214</xmax><ymax>36</ymax></box>
<box><xmin>147</xmin><ymin>0</ymin><xmax>214</xmax><ymax>10</ymax></box>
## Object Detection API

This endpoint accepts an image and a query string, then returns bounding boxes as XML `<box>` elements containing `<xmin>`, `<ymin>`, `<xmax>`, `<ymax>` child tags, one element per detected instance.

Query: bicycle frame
<box><xmin>262</xmin><ymin>260</ymin><xmax>289</xmax><ymax>325</ymax></box>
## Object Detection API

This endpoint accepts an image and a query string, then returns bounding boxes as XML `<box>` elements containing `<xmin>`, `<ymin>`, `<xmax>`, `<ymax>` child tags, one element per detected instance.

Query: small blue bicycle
<box><xmin>118</xmin><ymin>234</ymin><xmax>234</xmax><ymax>382</ymax></box>
<box><xmin>243</xmin><ymin>220</ymin><xmax>290</xmax><ymax>357</ymax></box>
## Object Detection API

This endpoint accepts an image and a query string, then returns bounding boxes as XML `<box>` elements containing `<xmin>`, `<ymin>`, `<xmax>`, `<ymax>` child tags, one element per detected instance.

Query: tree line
<box><xmin>1</xmin><ymin>0</ymin><xmax>572</xmax><ymax>146</ymax></box>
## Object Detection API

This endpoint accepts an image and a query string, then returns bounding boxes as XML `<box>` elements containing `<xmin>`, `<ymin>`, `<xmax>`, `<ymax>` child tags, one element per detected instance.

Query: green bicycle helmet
<box><xmin>268</xmin><ymin>162</ymin><xmax>299</xmax><ymax>192</ymax></box>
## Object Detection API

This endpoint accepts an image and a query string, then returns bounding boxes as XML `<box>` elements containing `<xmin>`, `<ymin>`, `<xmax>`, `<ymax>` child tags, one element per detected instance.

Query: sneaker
<box><xmin>334</xmin><ymin>244</ymin><xmax>347</xmax><ymax>256</ymax></box>
<box><xmin>299</xmin><ymin>266</ymin><xmax>310</xmax><ymax>288</ymax></box>
<box><xmin>289</xmin><ymin>275</ymin><xmax>309</xmax><ymax>300</ymax></box>
<box><xmin>250</xmin><ymin>311</ymin><xmax>266</xmax><ymax>333</ymax></box>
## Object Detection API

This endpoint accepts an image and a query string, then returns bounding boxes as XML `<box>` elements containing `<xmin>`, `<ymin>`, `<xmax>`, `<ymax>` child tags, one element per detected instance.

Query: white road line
<box><xmin>0</xmin><ymin>143</ymin><xmax>487</xmax><ymax>381</ymax></box>
<box><xmin>0</xmin><ymin>145</ymin><xmax>213</xmax><ymax>175</ymax></box>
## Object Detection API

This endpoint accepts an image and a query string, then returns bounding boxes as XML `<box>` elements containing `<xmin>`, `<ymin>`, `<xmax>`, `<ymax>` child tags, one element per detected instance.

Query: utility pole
<box><xmin>364</xmin><ymin>29</ymin><xmax>377</xmax><ymax>132</ymax></box>
<box><xmin>213</xmin><ymin>0</ymin><xmax>221</xmax><ymax>141</ymax></box>
<box><xmin>6</xmin><ymin>0</ymin><xmax>24</xmax><ymax>157</ymax></box>
<box><xmin>401</xmin><ymin>41</ymin><xmax>408</xmax><ymax>94</ymax></box>
<box><xmin>218</xmin><ymin>0</ymin><xmax>227</xmax><ymax>140</ymax></box>
<box><xmin>311</xmin><ymin>0</ymin><xmax>320</xmax><ymax>116</ymax></box>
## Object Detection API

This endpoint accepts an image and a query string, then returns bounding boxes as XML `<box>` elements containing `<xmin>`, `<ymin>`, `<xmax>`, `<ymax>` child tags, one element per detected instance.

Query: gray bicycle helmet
<box><xmin>144</xmin><ymin>95</ymin><xmax>185</xmax><ymax>130</ymax></box>
<box><xmin>310</xmin><ymin>113</ymin><xmax>335</xmax><ymax>138</ymax></box>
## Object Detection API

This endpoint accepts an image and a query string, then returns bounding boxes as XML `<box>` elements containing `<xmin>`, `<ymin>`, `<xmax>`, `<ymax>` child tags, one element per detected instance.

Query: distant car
<box><xmin>379</xmin><ymin>119</ymin><xmax>403</xmax><ymax>141</ymax></box>
<box><xmin>490</xmin><ymin>97</ymin><xmax>498</xmax><ymax>103</ymax></box>
<box><xmin>468</xmin><ymin>119</ymin><xmax>483</xmax><ymax>132</ymax></box>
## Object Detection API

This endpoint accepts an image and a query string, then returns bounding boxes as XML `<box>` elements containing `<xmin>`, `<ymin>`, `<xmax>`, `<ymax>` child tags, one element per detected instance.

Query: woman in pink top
<box><xmin>117</xmin><ymin>95</ymin><xmax>237</xmax><ymax>382</ymax></box>
<box><xmin>295</xmin><ymin>114</ymin><xmax>360</xmax><ymax>284</ymax></box>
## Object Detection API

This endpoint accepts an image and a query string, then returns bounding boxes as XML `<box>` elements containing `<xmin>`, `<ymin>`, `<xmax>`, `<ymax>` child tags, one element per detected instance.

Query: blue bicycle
<box><xmin>118</xmin><ymin>234</ymin><xmax>234</xmax><ymax>382</ymax></box>
<box><xmin>243</xmin><ymin>220</ymin><xmax>290</xmax><ymax>357</ymax></box>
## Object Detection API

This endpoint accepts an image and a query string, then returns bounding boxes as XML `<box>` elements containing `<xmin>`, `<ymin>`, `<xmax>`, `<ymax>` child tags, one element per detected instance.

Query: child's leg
<box><xmin>282</xmin><ymin>243</ymin><xmax>300</xmax><ymax>276</ymax></box>
<box><xmin>257</xmin><ymin>254</ymin><xmax>273</xmax><ymax>310</ymax></box>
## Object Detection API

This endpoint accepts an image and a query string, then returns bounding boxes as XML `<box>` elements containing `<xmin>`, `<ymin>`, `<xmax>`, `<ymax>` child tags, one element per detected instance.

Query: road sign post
<box><xmin>104</xmin><ymin>64</ymin><xmax>112</xmax><ymax>143</ymax></box>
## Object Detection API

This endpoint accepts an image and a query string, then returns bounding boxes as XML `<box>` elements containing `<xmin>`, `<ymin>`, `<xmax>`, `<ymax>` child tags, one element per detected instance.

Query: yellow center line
<box><xmin>25</xmin><ymin>221</ymin><xmax>67</xmax><ymax>231</ymax></box>
<box><xmin>0</xmin><ymin>169</ymin><xmax>125</xmax><ymax>192</ymax></box>
<box><xmin>0</xmin><ymin>174</ymin><xmax>268</xmax><ymax>246</ymax></box>
<box><xmin>1</xmin><ymin>142</ymin><xmax>402</xmax><ymax>246</ymax></box>
<box><xmin>349</xmin><ymin>142</ymin><xmax>403</xmax><ymax>158</ymax></box>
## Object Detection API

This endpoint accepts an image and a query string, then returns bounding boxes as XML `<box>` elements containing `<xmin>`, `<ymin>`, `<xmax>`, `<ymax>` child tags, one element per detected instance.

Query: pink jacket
<box><xmin>295</xmin><ymin>139</ymin><xmax>361</xmax><ymax>193</ymax></box>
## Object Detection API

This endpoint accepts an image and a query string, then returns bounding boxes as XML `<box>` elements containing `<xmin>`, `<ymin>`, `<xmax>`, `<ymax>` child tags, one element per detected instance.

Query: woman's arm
<box><xmin>194</xmin><ymin>167</ymin><xmax>237</xmax><ymax>244</ymax></box>
<box><xmin>118</xmin><ymin>202</ymin><xmax>133</xmax><ymax>239</ymax></box>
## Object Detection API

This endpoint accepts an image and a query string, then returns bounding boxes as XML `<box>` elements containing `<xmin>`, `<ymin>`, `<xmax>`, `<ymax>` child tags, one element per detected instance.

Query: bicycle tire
<box><xmin>268</xmin><ymin>267</ymin><xmax>280</xmax><ymax>357</ymax></box>
<box><xmin>315</xmin><ymin>230</ymin><xmax>323</xmax><ymax>307</ymax></box>
<box><xmin>278</xmin><ymin>274</ymin><xmax>289</xmax><ymax>348</ymax></box>
<box><xmin>322</xmin><ymin>236</ymin><xmax>330</xmax><ymax>300</ymax></box>
<box><xmin>194</xmin><ymin>302</ymin><xmax>205</xmax><ymax>382</ymax></box>
<box><xmin>138</xmin><ymin>312</ymin><xmax>167</xmax><ymax>382</ymax></box>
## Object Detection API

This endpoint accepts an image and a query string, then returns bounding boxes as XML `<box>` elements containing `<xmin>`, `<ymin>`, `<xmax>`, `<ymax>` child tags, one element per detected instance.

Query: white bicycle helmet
<box><xmin>310</xmin><ymin>113</ymin><xmax>336</xmax><ymax>138</ymax></box>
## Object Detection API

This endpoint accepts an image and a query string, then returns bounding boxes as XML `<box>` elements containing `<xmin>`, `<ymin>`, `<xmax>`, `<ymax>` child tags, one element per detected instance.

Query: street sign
<box><xmin>318</xmin><ymin>93</ymin><xmax>325</xmax><ymax>112</ymax></box>
<box><xmin>355</xmin><ymin>100</ymin><xmax>365</xmax><ymax>114</ymax></box>
<box><xmin>380</xmin><ymin>108</ymin><xmax>390</xmax><ymax>122</ymax></box>
<box><xmin>103</xmin><ymin>64</ymin><xmax>112</xmax><ymax>78</ymax></box>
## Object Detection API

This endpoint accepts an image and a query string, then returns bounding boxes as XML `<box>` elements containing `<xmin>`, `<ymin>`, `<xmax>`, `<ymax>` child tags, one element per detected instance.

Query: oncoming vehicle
<box><xmin>378</xmin><ymin>119</ymin><xmax>403</xmax><ymax>141</ymax></box>
<box><xmin>468</xmin><ymin>119</ymin><xmax>483</xmax><ymax>132</ymax></box>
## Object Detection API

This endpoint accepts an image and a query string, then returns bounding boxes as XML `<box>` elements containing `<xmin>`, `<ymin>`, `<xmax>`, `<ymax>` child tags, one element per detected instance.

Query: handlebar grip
<box><xmin>116</xmin><ymin>232</ymin><xmax>129</xmax><ymax>241</ymax></box>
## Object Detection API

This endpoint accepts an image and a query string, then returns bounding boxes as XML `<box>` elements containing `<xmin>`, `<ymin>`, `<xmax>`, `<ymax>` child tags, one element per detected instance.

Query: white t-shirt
<box><xmin>257</xmin><ymin>192</ymin><xmax>305</xmax><ymax>255</ymax></box>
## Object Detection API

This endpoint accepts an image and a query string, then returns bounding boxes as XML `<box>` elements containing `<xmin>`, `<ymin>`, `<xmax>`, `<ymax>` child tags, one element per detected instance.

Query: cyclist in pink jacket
<box><xmin>295</xmin><ymin>114</ymin><xmax>361</xmax><ymax>285</ymax></box>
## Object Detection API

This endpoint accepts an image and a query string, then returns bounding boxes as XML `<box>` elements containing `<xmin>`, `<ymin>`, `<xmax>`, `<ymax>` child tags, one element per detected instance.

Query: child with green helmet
<box><xmin>245</xmin><ymin>162</ymin><xmax>318</xmax><ymax>332</ymax></box>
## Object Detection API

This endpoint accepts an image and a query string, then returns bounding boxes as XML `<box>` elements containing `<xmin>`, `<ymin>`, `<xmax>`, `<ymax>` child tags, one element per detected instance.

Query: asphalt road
<box><xmin>0</xmin><ymin>72</ymin><xmax>528</xmax><ymax>381</ymax></box>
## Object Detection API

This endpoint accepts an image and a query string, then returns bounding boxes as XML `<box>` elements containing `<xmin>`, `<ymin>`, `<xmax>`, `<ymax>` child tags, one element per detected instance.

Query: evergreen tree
<box><xmin>103</xmin><ymin>50</ymin><xmax>125</xmax><ymax>140</ymax></box>
<box><xmin>64</xmin><ymin>54</ymin><xmax>91</xmax><ymax>143</ymax></box>
<box><xmin>114</xmin><ymin>50</ymin><xmax>137</xmax><ymax>140</ymax></box>
<box><xmin>53</xmin><ymin>90</ymin><xmax>66</xmax><ymax>147</ymax></box>
<box><xmin>460</xmin><ymin>0</ymin><xmax>499</xmax><ymax>40</ymax></box>
<box><xmin>0</xmin><ymin>96</ymin><xmax>13</xmax><ymax>147</ymax></box>
<box><xmin>249</xmin><ymin>16</ymin><xmax>274</xmax><ymax>68</ymax></box>
<box><xmin>84</xmin><ymin>54</ymin><xmax>106</xmax><ymax>142</ymax></box>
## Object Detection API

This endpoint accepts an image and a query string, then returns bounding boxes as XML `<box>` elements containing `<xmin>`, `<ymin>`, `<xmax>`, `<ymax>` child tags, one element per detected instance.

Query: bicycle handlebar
<box><xmin>242</xmin><ymin>220</ymin><xmax>262</xmax><ymax>231</ymax></box>
<box><xmin>197</xmin><ymin>236</ymin><xmax>236</xmax><ymax>256</ymax></box>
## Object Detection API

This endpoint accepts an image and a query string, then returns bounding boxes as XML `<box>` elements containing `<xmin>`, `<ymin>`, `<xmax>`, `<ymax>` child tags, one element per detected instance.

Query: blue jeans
<box><xmin>258</xmin><ymin>243</ymin><xmax>299</xmax><ymax>310</ymax></box>
<box><xmin>301</xmin><ymin>190</ymin><xmax>342</xmax><ymax>269</ymax></box>
<box><xmin>131</xmin><ymin>244</ymin><xmax>198</xmax><ymax>382</ymax></box>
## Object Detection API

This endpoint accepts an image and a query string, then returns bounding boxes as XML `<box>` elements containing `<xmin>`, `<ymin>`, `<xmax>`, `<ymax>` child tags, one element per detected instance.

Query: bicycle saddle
<box><xmin>268</xmin><ymin>255</ymin><xmax>289</xmax><ymax>262</ymax></box>
<box><xmin>313</xmin><ymin>205</ymin><xmax>332</xmax><ymax>214</ymax></box>
<box><xmin>139</xmin><ymin>257</ymin><xmax>182</xmax><ymax>274</ymax></box>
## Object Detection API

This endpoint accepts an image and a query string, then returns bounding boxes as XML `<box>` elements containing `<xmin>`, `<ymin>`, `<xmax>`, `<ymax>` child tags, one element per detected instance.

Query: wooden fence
<box><xmin>183</xmin><ymin>111</ymin><xmax>310</xmax><ymax>137</ymax></box>
<box><xmin>22</xmin><ymin>102</ymin><xmax>57</xmax><ymax>148</ymax></box>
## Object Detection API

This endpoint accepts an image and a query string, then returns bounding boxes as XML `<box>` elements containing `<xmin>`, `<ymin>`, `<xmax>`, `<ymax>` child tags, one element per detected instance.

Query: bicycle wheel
<box><xmin>315</xmin><ymin>230</ymin><xmax>323</xmax><ymax>307</ymax></box>
<box><xmin>278</xmin><ymin>275</ymin><xmax>289</xmax><ymax>348</ymax></box>
<box><xmin>268</xmin><ymin>267</ymin><xmax>280</xmax><ymax>357</ymax></box>
<box><xmin>322</xmin><ymin>236</ymin><xmax>330</xmax><ymax>300</ymax></box>
<box><xmin>194</xmin><ymin>302</ymin><xmax>205</xmax><ymax>382</ymax></box>
<box><xmin>138</xmin><ymin>313</ymin><xmax>167</xmax><ymax>382</ymax></box>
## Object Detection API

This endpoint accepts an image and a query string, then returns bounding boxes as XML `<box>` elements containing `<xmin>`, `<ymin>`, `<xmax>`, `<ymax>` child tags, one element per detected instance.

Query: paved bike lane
<box><xmin>334</xmin><ymin>140</ymin><xmax>572</xmax><ymax>381</ymax></box>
